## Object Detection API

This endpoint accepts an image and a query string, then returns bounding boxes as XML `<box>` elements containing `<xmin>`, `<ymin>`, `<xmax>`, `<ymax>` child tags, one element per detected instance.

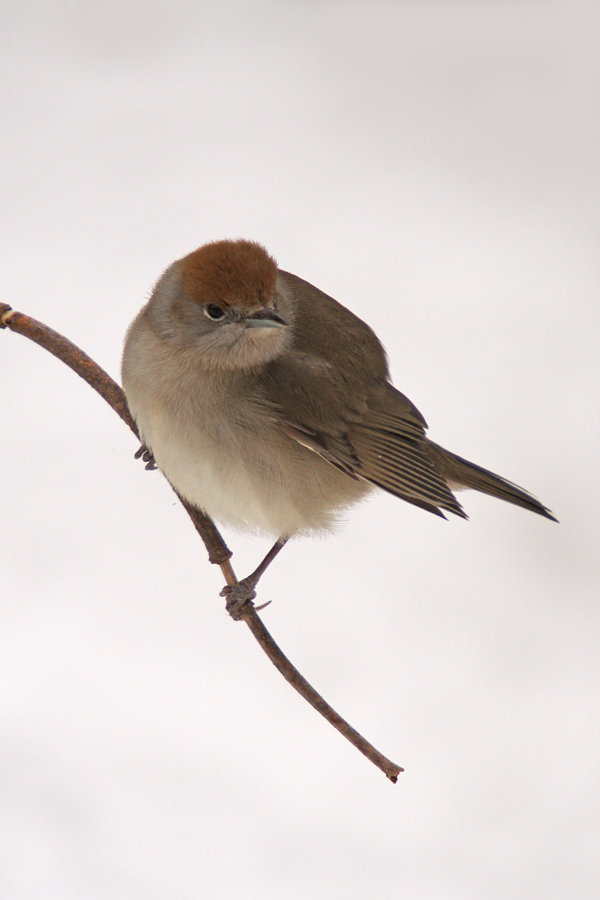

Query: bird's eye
<box><xmin>204</xmin><ymin>304</ymin><xmax>225</xmax><ymax>320</ymax></box>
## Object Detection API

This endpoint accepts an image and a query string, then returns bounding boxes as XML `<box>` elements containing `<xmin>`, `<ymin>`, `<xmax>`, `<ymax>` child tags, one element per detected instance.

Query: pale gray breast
<box><xmin>123</xmin><ymin>318</ymin><xmax>371</xmax><ymax>536</ymax></box>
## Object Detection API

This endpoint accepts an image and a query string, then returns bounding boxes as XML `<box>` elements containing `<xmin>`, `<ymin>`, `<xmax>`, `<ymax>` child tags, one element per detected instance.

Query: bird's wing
<box><xmin>258</xmin><ymin>354</ymin><xmax>466</xmax><ymax>519</ymax></box>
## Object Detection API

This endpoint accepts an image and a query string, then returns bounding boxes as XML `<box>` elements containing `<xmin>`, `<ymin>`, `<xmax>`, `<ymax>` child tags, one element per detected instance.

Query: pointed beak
<box><xmin>244</xmin><ymin>309</ymin><xmax>288</xmax><ymax>329</ymax></box>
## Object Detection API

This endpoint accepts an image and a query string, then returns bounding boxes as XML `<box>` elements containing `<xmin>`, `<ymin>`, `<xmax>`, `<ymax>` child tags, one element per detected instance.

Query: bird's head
<box><xmin>146</xmin><ymin>239</ymin><xmax>292</xmax><ymax>370</ymax></box>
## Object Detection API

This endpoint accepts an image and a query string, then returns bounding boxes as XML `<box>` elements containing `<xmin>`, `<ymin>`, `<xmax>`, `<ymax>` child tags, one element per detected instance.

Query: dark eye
<box><xmin>204</xmin><ymin>303</ymin><xmax>225</xmax><ymax>320</ymax></box>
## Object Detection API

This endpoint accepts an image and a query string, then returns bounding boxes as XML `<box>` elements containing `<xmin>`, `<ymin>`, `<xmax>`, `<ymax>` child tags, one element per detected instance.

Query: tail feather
<box><xmin>426</xmin><ymin>441</ymin><xmax>558</xmax><ymax>522</ymax></box>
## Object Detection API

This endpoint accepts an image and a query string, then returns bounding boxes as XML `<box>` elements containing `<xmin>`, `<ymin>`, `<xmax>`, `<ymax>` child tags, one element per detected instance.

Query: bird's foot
<box><xmin>134</xmin><ymin>443</ymin><xmax>157</xmax><ymax>470</ymax></box>
<box><xmin>219</xmin><ymin>539</ymin><xmax>286</xmax><ymax>620</ymax></box>
<box><xmin>220</xmin><ymin>577</ymin><xmax>258</xmax><ymax>620</ymax></box>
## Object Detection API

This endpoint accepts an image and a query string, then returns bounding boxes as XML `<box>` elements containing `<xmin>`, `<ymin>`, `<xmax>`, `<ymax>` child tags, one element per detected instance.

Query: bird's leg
<box><xmin>134</xmin><ymin>443</ymin><xmax>157</xmax><ymax>470</ymax></box>
<box><xmin>220</xmin><ymin>538</ymin><xmax>288</xmax><ymax>619</ymax></box>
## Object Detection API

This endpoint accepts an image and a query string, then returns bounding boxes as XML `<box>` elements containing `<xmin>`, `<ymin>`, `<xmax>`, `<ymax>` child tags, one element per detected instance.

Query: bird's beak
<box><xmin>244</xmin><ymin>309</ymin><xmax>288</xmax><ymax>328</ymax></box>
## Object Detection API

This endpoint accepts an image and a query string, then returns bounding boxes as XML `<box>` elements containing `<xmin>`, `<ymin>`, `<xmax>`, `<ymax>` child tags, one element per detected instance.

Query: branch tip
<box><xmin>0</xmin><ymin>304</ymin><xmax>15</xmax><ymax>327</ymax></box>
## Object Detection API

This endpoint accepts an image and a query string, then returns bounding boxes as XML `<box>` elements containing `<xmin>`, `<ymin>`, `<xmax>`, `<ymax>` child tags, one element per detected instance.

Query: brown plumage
<box><xmin>122</xmin><ymin>239</ymin><xmax>556</xmax><ymax>539</ymax></box>
<box><xmin>263</xmin><ymin>267</ymin><xmax>555</xmax><ymax>522</ymax></box>
<box><xmin>182</xmin><ymin>239</ymin><xmax>278</xmax><ymax>309</ymax></box>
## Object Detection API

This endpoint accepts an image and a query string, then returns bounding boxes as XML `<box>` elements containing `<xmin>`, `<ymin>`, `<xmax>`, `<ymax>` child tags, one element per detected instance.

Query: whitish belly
<box><xmin>135</xmin><ymin>405</ymin><xmax>371</xmax><ymax>538</ymax></box>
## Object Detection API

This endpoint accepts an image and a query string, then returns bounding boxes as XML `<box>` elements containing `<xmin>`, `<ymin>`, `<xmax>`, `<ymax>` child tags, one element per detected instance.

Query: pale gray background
<box><xmin>1</xmin><ymin>1</ymin><xmax>598</xmax><ymax>898</ymax></box>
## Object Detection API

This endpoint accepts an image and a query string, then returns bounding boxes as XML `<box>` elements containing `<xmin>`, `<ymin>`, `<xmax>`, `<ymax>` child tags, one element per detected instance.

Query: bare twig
<box><xmin>1</xmin><ymin>301</ymin><xmax>403</xmax><ymax>782</ymax></box>
<box><xmin>0</xmin><ymin>306</ymin><xmax>136</xmax><ymax>431</ymax></box>
<box><xmin>239</xmin><ymin>605</ymin><xmax>402</xmax><ymax>779</ymax></box>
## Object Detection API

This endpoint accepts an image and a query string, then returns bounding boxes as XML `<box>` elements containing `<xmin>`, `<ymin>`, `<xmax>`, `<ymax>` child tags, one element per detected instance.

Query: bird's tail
<box><xmin>426</xmin><ymin>441</ymin><xmax>557</xmax><ymax>521</ymax></box>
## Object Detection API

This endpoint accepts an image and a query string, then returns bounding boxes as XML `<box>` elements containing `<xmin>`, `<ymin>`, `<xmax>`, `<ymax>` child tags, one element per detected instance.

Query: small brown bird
<box><xmin>122</xmin><ymin>239</ymin><xmax>555</xmax><ymax>604</ymax></box>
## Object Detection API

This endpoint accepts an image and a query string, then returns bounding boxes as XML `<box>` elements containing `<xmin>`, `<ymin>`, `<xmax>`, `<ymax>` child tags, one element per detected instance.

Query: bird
<box><xmin>122</xmin><ymin>239</ymin><xmax>556</xmax><ymax>609</ymax></box>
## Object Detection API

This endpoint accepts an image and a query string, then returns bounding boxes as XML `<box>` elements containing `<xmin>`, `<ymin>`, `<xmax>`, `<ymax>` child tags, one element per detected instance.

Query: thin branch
<box><xmin>0</xmin><ymin>306</ymin><xmax>136</xmax><ymax>431</ymax></box>
<box><xmin>1</xmin><ymin>301</ymin><xmax>403</xmax><ymax>782</ymax></box>
<box><xmin>239</xmin><ymin>605</ymin><xmax>402</xmax><ymax>779</ymax></box>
